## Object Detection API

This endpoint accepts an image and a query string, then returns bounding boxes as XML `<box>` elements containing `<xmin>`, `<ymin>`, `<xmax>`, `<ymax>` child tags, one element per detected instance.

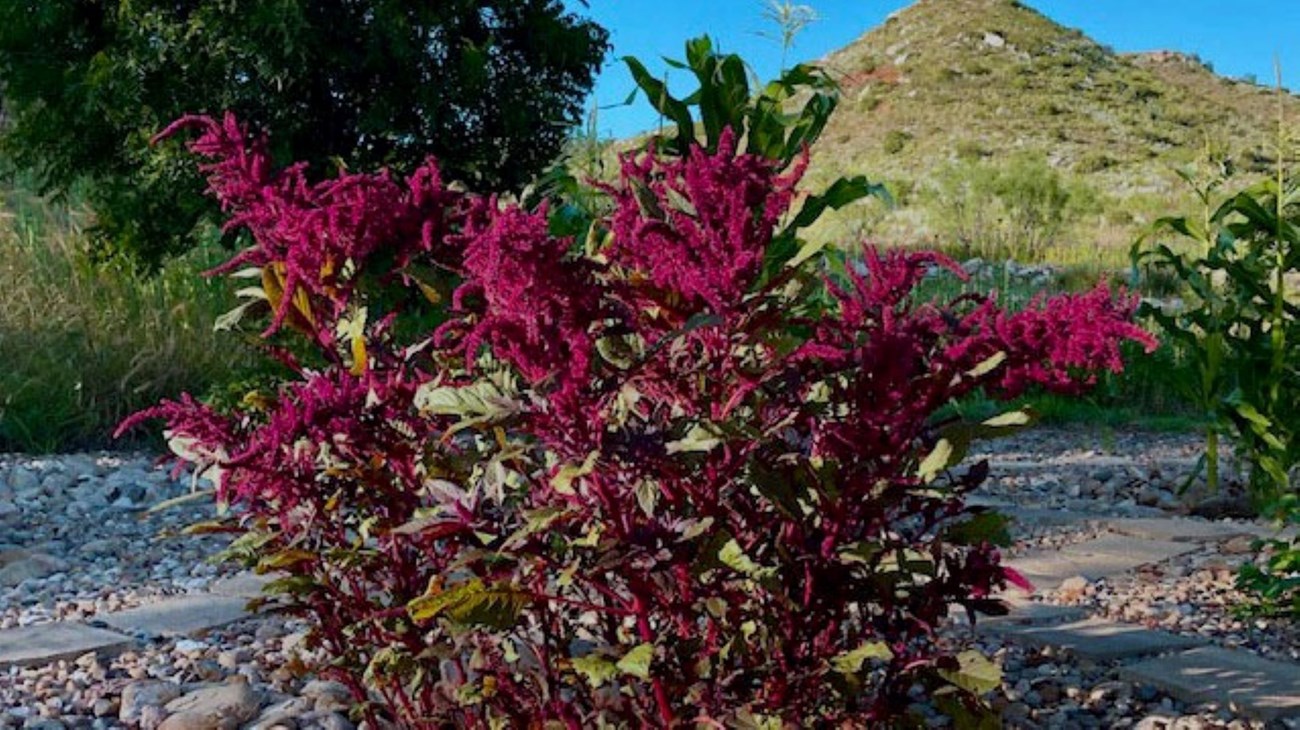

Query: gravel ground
<box><xmin>1</xmin><ymin>430</ymin><xmax>1297</xmax><ymax>729</ymax></box>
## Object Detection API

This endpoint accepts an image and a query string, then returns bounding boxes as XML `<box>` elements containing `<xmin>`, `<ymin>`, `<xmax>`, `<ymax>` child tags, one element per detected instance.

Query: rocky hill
<box><xmin>802</xmin><ymin>0</ymin><xmax>1300</xmax><ymax>263</ymax></box>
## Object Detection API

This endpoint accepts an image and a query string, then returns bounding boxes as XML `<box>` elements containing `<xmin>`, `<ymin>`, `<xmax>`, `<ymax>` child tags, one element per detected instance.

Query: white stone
<box><xmin>162</xmin><ymin>683</ymin><xmax>261</xmax><ymax>728</ymax></box>
<box><xmin>119</xmin><ymin>681</ymin><xmax>183</xmax><ymax>724</ymax></box>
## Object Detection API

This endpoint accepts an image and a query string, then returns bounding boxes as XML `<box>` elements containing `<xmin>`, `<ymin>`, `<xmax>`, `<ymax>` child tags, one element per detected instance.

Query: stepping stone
<box><xmin>1106</xmin><ymin>518</ymin><xmax>1257</xmax><ymax>543</ymax></box>
<box><xmin>1006</xmin><ymin>534</ymin><xmax>1197</xmax><ymax>592</ymax></box>
<box><xmin>984</xmin><ymin>618</ymin><xmax>1204</xmax><ymax>661</ymax></box>
<box><xmin>986</xmin><ymin>455</ymin><xmax>1200</xmax><ymax>473</ymax></box>
<box><xmin>0</xmin><ymin>623</ymin><xmax>131</xmax><ymax>667</ymax></box>
<box><xmin>209</xmin><ymin>572</ymin><xmax>276</xmax><ymax>598</ymax></box>
<box><xmin>1001</xmin><ymin>507</ymin><xmax>1092</xmax><ymax>529</ymax></box>
<box><xmin>976</xmin><ymin>601</ymin><xmax>1089</xmax><ymax>629</ymax></box>
<box><xmin>1120</xmin><ymin>646</ymin><xmax>1300</xmax><ymax>721</ymax></box>
<box><xmin>98</xmin><ymin>595</ymin><xmax>252</xmax><ymax>638</ymax></box>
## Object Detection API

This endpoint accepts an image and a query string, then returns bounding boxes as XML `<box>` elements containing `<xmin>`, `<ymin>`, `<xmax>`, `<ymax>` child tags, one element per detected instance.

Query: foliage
<box><xmin>1134</xmin><ymin>176</ymin><xmax>1299</xmax><ymax>498</ymax></box>
<box><xmin>925</xmin><ymin>153</ymin><xmax>1093</xmax><ymax>262</ymax></box>
<box><xmin>123</xmin><ymin>39</ymin><xmax>1153</xmax><ymax>725</ymax></box>
<box><xmin>0</xmin><ymin>175</ymin><xmax>256</xmax><ymax>452</ymax></box>
<box><xmin>0</xmin><ymin>0</ymin><xmax>608</xmax><ymax>265</ymax></box>
<box><xmin>1135</xmin><ymin>170</ymin><xmax>1300</xmax><ymax>615</ymax></box>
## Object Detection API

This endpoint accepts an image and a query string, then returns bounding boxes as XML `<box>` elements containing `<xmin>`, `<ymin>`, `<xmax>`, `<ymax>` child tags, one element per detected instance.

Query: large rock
<box><xmin>247</xmin><ymin>698</ymin><xmax>314</xmax><ymax>730</ymax></box>
<box><xmin>161</xmin><ymin>682</ymin><xmax>261</xmax><ymax>729</ymax></box>
<box><xmin>6</xmin><ymin>468</ymin><xmax>39</xmax><ymax>496</ymax></box>
<box><xmin>301</xmin><ymin>679</ymin><xmax>353</xmax><ymax>713</ymax></box>
<box><xmin>120</xmin><ymin>681</ymin><xmax>183</xmax><ymax>725</ymax></box>
<box><xmin>0</xmin><ymin>551</ymin><xmax>69</xmax><ymax>587</ymax></box>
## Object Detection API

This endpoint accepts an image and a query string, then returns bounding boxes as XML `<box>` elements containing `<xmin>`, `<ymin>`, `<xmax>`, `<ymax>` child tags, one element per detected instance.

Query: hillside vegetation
<box><xmin>803</xmin><ymin>0</ymin><xmax>1300</xmax><ymax>263</ymax></box>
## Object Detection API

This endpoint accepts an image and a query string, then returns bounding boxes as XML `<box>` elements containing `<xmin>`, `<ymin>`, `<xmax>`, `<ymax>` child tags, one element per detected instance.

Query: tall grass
<box><xmin>0</xmin><ymin>177</ymin><xmax>254</xmax><ymax>453</ymax></box>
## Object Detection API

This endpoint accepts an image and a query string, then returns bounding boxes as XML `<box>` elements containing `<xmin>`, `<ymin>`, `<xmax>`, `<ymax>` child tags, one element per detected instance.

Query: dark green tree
<box><xmin>0</xmin><ymin>1</ymin><xmax>608</xmax><ymax>264</ymax></box>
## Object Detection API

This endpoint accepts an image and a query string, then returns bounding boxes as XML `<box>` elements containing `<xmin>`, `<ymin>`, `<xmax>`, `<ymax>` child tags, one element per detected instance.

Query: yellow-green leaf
<box><xmin>831</xmin><ymin>641</ymin><xmax>893</xmax><ymax>674</ymax></box>
<box><xmin>552</xmin><ymin>451</ymin><xmax>599</xmax><ymax>495</ymax></box>
<box><xmin>917</xmin><ymin>438</ymin><xmax>955</xmax><ymax>483</ymax></box>
<box><xmin>407</xmin><ymin>578</ymin><xmax>530</xmax><ymax>629</ymax></box>
<box><xmin>718</xmin><ymin>538</ymin><xmax>775</xmax><ymax>580</ymax></box>
<box><xmin>939</xmin><ymin>650</ymin><xmax>1002</xmax><ymax>695</ymax></box>
<box><xmin>257</xmin><ymin>549</ymin><xmax>316</xmax><ymax>571</ymax></box>
<box><xmin>982</xmin><ymin>410</ymin><xmax>1032</xmax><ymax>428</ymax></box>
<box><xmin>571</xmin><ymin>654</ymin><xmax>618</xmax><ymax>687</ymax></box>
<box><xmin>666</xmin><ymin>423</ymin><xmax>722</xmax><ymax>454</ymax></box>
<box><xmin>616</xmin><ymin>643</ymin><xmax>654</xmax><ymax>679</ymax></box>
<box><xmin>966</xmin><ymin>351</ymin><xmax>1007</xmax><ymax>379</ymax></box>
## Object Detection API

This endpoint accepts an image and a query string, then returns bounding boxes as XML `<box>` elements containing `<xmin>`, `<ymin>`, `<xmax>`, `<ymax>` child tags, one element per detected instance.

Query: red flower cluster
<box><xmin>606</xmin><ymin>128</ymin><xmax>804</xmax><ymax>317</ymax></box>
<box><xmin>440</xmin><ymin>200</ymin><xmax>601</xmax><ymax>411</ymax></box>
<box><xmin>156</xmin><ymin>113</ymin><xmax>465</xmax><ymax>335</ymax></box>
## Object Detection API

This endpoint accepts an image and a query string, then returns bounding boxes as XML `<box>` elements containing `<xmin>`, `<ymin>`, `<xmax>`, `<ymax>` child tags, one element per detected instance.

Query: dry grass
<box><xmin>0</xmin><ymin>178</ymin><xmax>255</xmax><ymax>452</ymax></box>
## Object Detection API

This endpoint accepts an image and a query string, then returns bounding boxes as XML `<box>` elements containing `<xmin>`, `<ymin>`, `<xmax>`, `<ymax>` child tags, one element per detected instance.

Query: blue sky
<box><xmin>575</xmin><ymin>0</ymin><xmax>1300</xmax><ymax>139</ymax></box>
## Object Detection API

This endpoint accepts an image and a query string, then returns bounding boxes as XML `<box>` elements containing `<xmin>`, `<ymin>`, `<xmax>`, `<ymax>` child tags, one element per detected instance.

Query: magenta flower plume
<box><xmin>607</xmin><ymin>127</ymin><xmax>806</xmax><ymax>316</ymax></box>
<box><xmin>445</xmin><ymin>200</ymin><xmax>600</xmax><ymax>404</ymax></box>
<box><xmin>155</xmin><ymin>113</ymin><xmax>466</xmax><ymax>335</ymax></box>
<box><xmin>947</xmin><ymin>284</ymin><xmax>1158</xmax><ymax>398</ymax></box>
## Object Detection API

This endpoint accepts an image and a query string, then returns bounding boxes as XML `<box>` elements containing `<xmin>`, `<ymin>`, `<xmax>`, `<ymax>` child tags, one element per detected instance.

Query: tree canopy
<box><xmin>0</xmin><ymin>0</ymin><xmax>608</xmax><ymax>264</ymax></box>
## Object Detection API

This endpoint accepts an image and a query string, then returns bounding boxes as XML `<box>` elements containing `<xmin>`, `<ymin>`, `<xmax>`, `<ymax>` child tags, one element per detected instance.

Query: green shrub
<box><xmin>0</xmin><ymin>0</ymin><xmax>608</xmax><ymax>266</ymax></box>
<box><xmin>1075</xmin><ymin>152</ymin><xmax>1116</xmax><ymax>173</ymax></box>
<box><xmin>883</xmin><ymin>129</ymin><xmax>914</xmax><ymax>154</ymax></box>
<box><xmin>925</xmin><ymin>152</ymin><xmax>1082</xmax><ymax>261</ymax></box>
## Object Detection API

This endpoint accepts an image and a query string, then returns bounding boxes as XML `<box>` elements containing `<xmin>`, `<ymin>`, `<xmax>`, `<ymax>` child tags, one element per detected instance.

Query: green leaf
<box><xmin>616</xmin><ymin>643</ymin><xmax>655</xmax><ymax>679</ymax></box>
<box><xmin>830</xmin><ymin>641</ymin><xmax>893</xmax><ymax>674</ymax></box>
<box><xmin>838</xmin><ymin>541</ymin><xmax>884</xmax><ymax>565</ymax></box>
<box><xmin>939</xmin><ymin>650</ymin><xmax>1002</xmax><ymax>695</ymax></box>
<box><xmin>945</xmin><ymin>512</ymin><xmax>1013</xmax><ymax>547</ymax></box>
<box><xmin>718</xmin><ymin>538</ymin><xmax>776</xmax><ymax>580</ymax></box>
<box><xmin>932</xmin><ymin>688</ymin><xmax>1003</xmax><ymax>730</ymax></box>
<box><xmin>260</xmin><ymin>574</ymin><xmax>316</xmax><ymax>597</ymax></box>
<box><xmin>571</xmin><ymin>654</ymin><xmax>618</xmax><ymax>687</ymax></box>
<box><xmin>624</xmin><ymin>56</ymin><xmax>694</xmax><ymax>151</ymax></box>
<box><xmin>666</xmin><ymin>423</ymin><xmax>723</xmax><ymax>454</ymax></box>
<box><xmin>917</xmin><ymin>438</ymin><xmax>956</xmax><ymax>483</ymax></box>
<box><xmin>180</xmin><ymin>519</ymin><xmax>238</xmax><ymax>536</ymax></box>
<box><xmin>780</xmin><ymin>176</ymin><xmax>890</xmax><ymax>242</ymax></box>
<box><xmin>552</xmin><ymin>451</ymin><xmax>599</xmax><ymax>495</ymax></box>
<box><xmin>407</xmin><ymin>578</ymin><xmax>530</xmax><ymax>629</ymax></box>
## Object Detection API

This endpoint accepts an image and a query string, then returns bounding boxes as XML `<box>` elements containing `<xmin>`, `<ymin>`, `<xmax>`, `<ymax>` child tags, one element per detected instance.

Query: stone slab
<box><xmin>1002</xmin><ymin>507</ymin><xmax>1093</xmax><ymax>530</ymax></box>
<box><xmin>976</xmin><ymin>602</ymin><xmax>1089</xmax><ymax>629</ymax></box>
<box><xmin>1120</xmin><ymin>646</ymin><xmax>1300</xmax><ymax>721</ymax></box>
<box><xmin>1006</xmin><ymin>534</ymin><xmax>1197</xmax><ymax>592</ymax></box>
<box><xmin>985</xmin><ymin>455</ymin><xmax>1199</xmax><ymax>473</ymax></box>
<box><xmin>1106</xmin><ymin>518</ymin><xmax>1257</xmax><ymax>543</ymax></box>
<box><xmin>98</xmin><ymin>595</ymin><xmax>252</xmax><ymax>638</ymax></box>
<box><xmin>0</xmin><ymin>623</ymin><xmax>131</xmax><ymax>667</ymax></box>
<box><xmin>209</xmin><ymin>572</ymin><xmax>276</xmax><ymax>598</ymax></box>
<box><xmin>985</xmin><ymin>618</ymin><xmax>1204</xmax><ymax>661</ymax></box>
